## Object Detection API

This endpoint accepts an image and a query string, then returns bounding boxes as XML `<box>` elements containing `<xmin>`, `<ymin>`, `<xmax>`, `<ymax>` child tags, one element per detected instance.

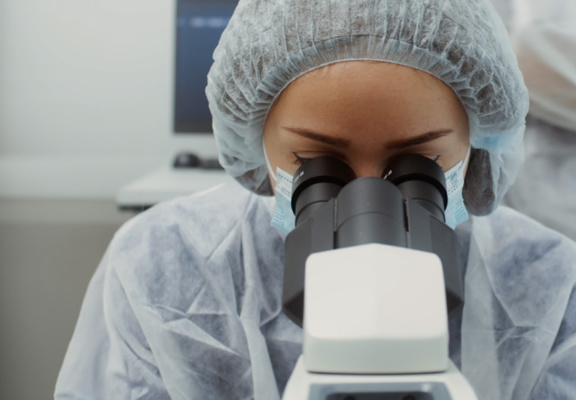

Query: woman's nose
<box><xmin>352</xmin><ymin>163</ymin><xmax>387</xmax><ymax>179</ymax></box>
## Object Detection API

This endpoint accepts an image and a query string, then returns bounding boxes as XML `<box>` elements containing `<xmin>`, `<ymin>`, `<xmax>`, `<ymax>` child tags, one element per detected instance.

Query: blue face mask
<box><xmin>443</xmin><ymin>147</ymin><xmax>471</xmax><ymax>229</ymax></box>
<box><xmin>264</xmin><ymin>148</ymin><xmax>296</xmax><ymax>236</ymax></box>
<box><xmin>265</xmin><ymin>149</ymin><xmax>471</xmax><ymax>235</ymax></box>
<box><xmin>270</xmin><ymin>167</ymin><xmax>297</xmax><ymax>236</ymax></box>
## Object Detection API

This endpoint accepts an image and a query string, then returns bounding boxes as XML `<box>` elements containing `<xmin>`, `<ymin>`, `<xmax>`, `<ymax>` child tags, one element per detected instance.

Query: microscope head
<box><xmin>282</xmin><ymin>154</ymin><xmax>464</xmax><ymax>326</ymax></box>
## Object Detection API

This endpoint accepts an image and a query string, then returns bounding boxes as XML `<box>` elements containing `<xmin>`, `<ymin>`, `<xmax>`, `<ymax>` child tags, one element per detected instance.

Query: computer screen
<box><xmin>173</xmin><ymin>0</ymin><xmax>237</xmax><ymax>134</ymax></box>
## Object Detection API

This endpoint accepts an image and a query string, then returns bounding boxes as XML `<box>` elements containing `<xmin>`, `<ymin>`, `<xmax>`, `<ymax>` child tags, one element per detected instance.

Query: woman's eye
<box><xmin>291</xmin><ymin>153</ymin><xmax>312</xmax><ymax>166</ymax></box>
<box><xmin>418</xmin><ymin>154</ymin><xmax>441</xmax><ymax>165</ymax></box>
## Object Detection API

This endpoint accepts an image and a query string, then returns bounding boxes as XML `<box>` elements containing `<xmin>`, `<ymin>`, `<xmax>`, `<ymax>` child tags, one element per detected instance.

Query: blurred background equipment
<box><xmin>117</xmin><ymin>0</ymin><xmax>237</xmax><ymax>211</ymax></box>
<box><xmin>491</xmin><ymin>0</ymin><xmax>576</xmax><ymax>241</ymax></box>
<box><xmin>0</xmin><ymin>1</ymin><xmax>233</xmax><ymax>399</ymax></box>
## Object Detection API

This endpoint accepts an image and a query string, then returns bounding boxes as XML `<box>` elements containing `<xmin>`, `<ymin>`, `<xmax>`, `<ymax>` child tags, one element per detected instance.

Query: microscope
<box><xmin>281</xmin><ymin>155</ymin><xmax>478</xmax><ymax>400</ymax></box>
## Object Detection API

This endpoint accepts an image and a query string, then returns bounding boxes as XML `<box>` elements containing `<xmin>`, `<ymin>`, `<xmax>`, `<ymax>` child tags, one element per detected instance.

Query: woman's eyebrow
<box><xmin>282</xmin><ymin>126</ymin><xmax>453</xmax><ymax>149</ymax></box>
<box><xmin>386</xmin><ymin>129</ymin><xmax>454</xmax><ymax>149</ymax></box>
<box><xmin>282</xmin><ymin>127</ymin><xmax>351</xmax><ymax>147</ymax></box>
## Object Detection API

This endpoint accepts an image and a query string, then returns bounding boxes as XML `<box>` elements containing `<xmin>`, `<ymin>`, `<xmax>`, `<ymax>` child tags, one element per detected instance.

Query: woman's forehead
<box><xmin>270</xmin><ymin>61</ymin><xmax>467</xmax><ymax>129</ymax></box>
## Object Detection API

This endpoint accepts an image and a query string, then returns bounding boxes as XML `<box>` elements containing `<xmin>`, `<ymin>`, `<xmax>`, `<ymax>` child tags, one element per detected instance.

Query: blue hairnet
<box><xmin>206</xmin><ymin>0</ymin><xmax>529</xmax><ymax>215</ymax></box>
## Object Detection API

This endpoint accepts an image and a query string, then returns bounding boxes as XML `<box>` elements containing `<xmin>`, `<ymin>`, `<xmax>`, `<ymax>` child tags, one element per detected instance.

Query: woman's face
<box><xmin>263</xmin><ymin>61</ymin><xmax>470</xmax><ymax>183</ymax></box>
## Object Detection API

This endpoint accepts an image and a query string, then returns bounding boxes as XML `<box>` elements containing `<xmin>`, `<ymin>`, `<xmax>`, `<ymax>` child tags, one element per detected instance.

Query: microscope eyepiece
<box><xmin>291</xmin><ymin>156</ymin><xmax>356</xmax><ymax>226</ymax></box>
<box><xmin>384</xmin><ymin>154</ymin><xmax>448</xmax><ymax>221</ymax></box>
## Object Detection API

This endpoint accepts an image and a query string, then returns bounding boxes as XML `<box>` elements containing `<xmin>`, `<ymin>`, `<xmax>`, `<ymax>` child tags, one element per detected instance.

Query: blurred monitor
<box><xmin>173</xmin><ymin>0</ymin><xmax>238</xmax><ymax>134</ymax></box>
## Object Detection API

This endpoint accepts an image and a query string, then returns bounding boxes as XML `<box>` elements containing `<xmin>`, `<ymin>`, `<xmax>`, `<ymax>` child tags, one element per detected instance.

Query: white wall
<box><xmin>0</xmin><ymin>0</ymin><xmax>218</xmax><ymax>198</ymax></box>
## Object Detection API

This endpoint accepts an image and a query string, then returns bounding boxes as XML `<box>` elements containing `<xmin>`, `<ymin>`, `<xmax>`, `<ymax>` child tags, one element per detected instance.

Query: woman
<box><xmin>55</xmin><ymin>0</ymin><xmax>576</xmax><ymax>399</ymax></box>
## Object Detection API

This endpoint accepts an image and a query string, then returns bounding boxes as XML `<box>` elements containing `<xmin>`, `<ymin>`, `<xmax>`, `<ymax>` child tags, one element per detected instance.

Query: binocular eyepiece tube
<box><xmin>291</xmin><ymin>154</ymin><xmax>448</xmax><ymax>233</ymax></box>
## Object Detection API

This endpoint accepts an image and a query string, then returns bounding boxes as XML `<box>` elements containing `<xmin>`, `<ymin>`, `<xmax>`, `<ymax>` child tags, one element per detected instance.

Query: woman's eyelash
<box><xmin>291</xmin><ymin>153</ymin><xmax>440</xmax><ymax>166</ymax></box>
<box><xmin>291</xmin><ymin>153</ymin><xmax>311</xmax><ymax>165</ymax></box>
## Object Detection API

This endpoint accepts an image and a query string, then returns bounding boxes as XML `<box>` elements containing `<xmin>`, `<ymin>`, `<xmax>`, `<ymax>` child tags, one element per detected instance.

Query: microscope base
<box><xmin>283</xmin><ymin>356</ymin><xmax>478</xmax><ymax>400</ymax></box>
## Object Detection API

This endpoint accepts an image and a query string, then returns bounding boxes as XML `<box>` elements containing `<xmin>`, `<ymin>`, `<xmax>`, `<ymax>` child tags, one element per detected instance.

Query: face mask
<box><xmin>264</xmin><ymin>148</ymin><xmax>471</xmax><ymax>235</ymax></box>
<box><xmin>264</xmin><ymin>148</ymin><xmax>296</xmax><ymax>236</ymax></box>
<box><xmin>443</xmin><ymin>147</ymin><xmax>471</xmax><ymax>229</ymax></box>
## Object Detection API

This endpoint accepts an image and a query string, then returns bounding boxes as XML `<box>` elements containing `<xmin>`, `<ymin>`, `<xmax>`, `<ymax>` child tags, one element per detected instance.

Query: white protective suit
<box><xmin>55</xmin><ymin>181</ymin><xmax>576</xmax><ymax>400</ymax></box>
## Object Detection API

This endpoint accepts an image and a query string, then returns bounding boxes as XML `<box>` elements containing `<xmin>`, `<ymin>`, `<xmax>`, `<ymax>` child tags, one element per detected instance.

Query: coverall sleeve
<box><xmin>54</xmin><ymin>247</ymin><xmax>170</xmax><ymax>400</ymax></box>
<box><xmin>529</xmin><ymin>284</ymin><xmax>576</xmax><ymax>398</ymax></box>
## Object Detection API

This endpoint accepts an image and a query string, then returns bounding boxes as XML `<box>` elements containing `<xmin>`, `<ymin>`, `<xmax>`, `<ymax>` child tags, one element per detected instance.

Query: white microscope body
<box><xmin>282</xmin><ymin>244</ymin><xmax>478</xmax><ymax>400</ymax></box>
<box><xmin>280</xmin><ymin>155</ymin><xmax>478</xmax><ymax>399</ymax></box>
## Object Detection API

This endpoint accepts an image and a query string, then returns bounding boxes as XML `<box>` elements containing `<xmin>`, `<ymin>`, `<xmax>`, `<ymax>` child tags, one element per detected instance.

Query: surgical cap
<box><xmin>206</xmin><ymin>0</ymin><xmax>529</xmax><ymax>215</ymax></box>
